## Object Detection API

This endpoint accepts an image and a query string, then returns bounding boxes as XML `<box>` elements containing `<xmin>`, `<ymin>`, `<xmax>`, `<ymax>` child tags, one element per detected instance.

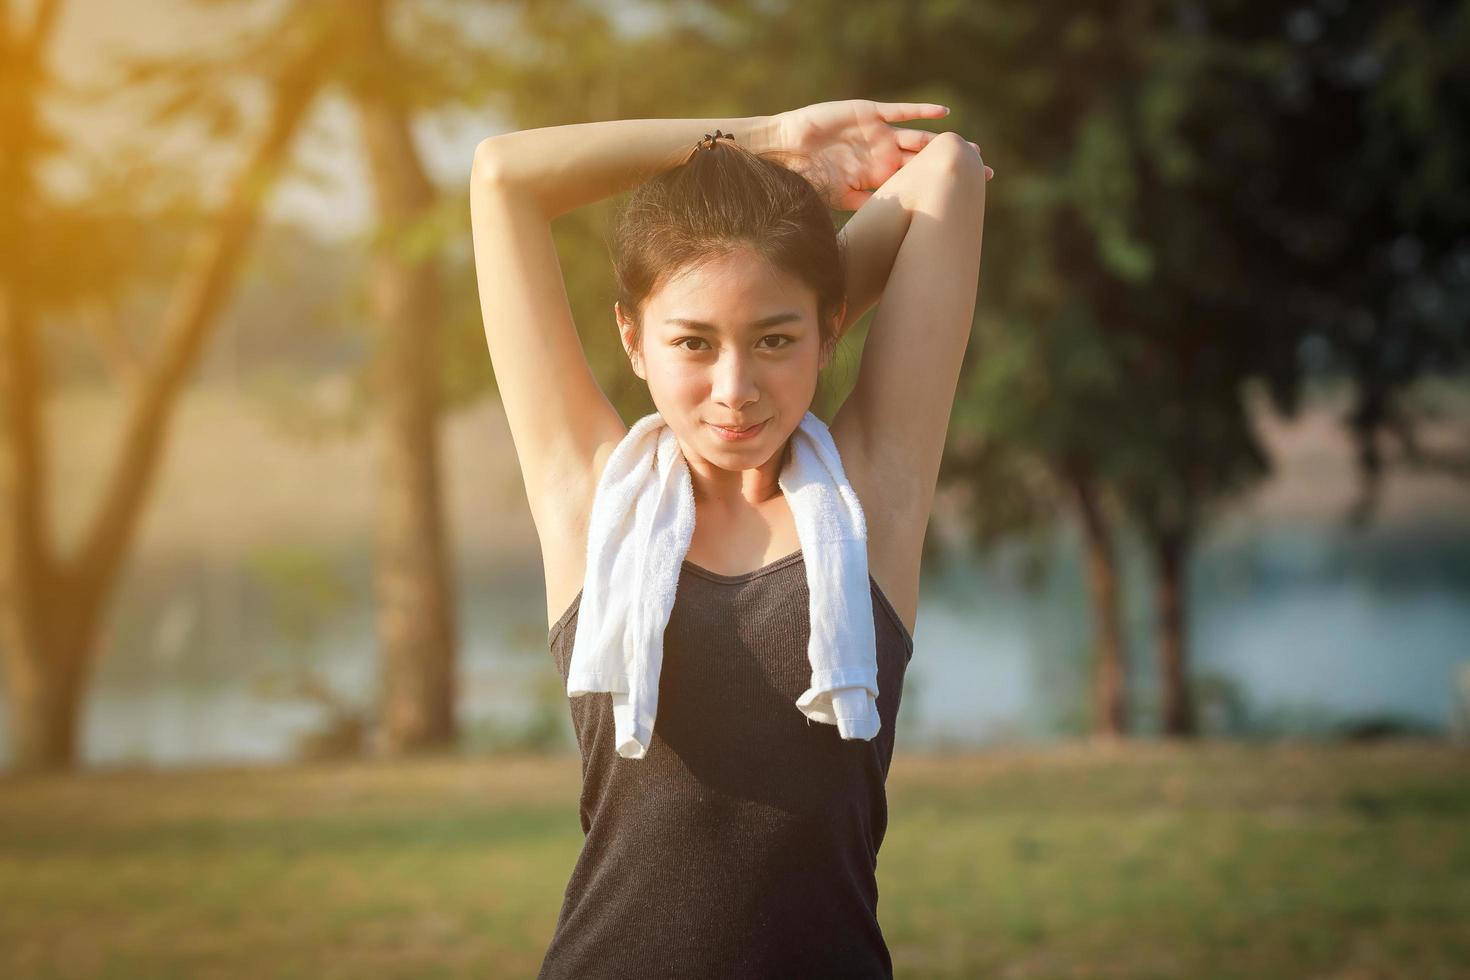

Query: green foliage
<box><xmin>1071</xmin><ymin>107</ymin><xmax>1155</xmax><ymax>283</ymax></box>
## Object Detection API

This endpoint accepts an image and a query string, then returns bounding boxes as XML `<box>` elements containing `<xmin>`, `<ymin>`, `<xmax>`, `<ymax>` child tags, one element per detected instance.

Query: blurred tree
<box><xmin>244</xmin><ymin>543</ymin><xmax>365</xmax><ymax>761</ymax></box>
<box><xmin>1108</xmin><ymin>0</ymin><xmax>1470</xmax><ymax>733</ymax></box>
<box><xmin>338</xmin><ymin>0</ymin><xmax>461</xmax><ymax>756</ymax></box>
<box><xmin>944</xmin><ymin>0</ymin><xmax>1470</xmax><ymax>737</ymax></box>
<box><xmin>1197</xmin><ymin>0</ymin><xmax>1470</xmax><ymax>520</ymax></box>
<box><xmin>0</xmin><ymin>0</ymin><xmax>337</xmax><ymax>772</ymax></box>
<box><xmin>942</xmin><ymin>2</ymin><xmax>1359</xmax><ymax>738</ymax></box>
<box><xmin>946</xmin><ymin>307</ymin><xmax>1140</xmax><ymax>739</ymax></box>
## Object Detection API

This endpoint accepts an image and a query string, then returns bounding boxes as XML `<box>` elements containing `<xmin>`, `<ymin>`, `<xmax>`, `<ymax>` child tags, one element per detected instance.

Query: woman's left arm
<box><xmin>828</xmin><ymin>132</ymin><xmax>987</xmax><ymax>526</ymax></box>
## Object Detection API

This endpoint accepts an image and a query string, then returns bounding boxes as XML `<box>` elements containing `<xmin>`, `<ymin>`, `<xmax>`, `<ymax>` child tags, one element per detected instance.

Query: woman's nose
<box><xmin>711</xmin><ymin>351</ymin><xmax>759</xmax><ymax>408</ymax></box>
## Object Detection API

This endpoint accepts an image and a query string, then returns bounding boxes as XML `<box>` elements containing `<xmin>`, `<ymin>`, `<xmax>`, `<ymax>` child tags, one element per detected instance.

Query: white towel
<box><xmin>565</xmin><ymin>409</ymin><xmax>880</xmax><ymax>760</ymax></box>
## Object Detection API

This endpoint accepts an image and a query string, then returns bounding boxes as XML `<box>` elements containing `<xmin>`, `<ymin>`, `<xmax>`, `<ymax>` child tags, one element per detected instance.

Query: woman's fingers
<box><xmin>892</xmin><ymin>127</ymin><xmax>983</xmax><ymax>158</ymax></box>
<box><xmin>878</xmin><ymin>110</ymin><xmax>994</xmax><ymax>179</ymax></box>
<box><xmin>894</xmin><ymin>128</ymin><xmax>930</xmax><ymax>151</ymax></box>
<box><xmin>894</xmin><ymin>149</ymin><xmax>992</xmax><ymax>181</ymax></box>
<box><xmin>875</xmin><ymin>101</ymin><xmax>948</xmax><ymax>122</ymax></box>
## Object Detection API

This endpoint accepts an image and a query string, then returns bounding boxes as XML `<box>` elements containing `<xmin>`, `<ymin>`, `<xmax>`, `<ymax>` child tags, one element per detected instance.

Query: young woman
<box><xmin>470</xmin><ymin>100</ymin><xmax>987</xmax><ymax>979</ymax></box>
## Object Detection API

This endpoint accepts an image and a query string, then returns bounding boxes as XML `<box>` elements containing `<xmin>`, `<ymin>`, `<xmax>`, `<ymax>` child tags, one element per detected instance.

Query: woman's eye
<box><xmin>675</xmin><ymin>335</ymin><xmax>790</xmax><ymax>352</ymax></box>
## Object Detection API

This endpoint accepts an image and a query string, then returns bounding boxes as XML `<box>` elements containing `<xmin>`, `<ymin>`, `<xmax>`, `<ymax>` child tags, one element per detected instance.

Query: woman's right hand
<box><xmin>774</xmin><ymin>99</ymin><xmax>991</xmax><ymax>211</ymax></box>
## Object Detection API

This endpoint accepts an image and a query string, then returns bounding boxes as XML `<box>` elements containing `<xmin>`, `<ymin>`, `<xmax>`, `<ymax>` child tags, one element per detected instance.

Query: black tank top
<box><xmin>539</xmin><ymin>549</ymin><xmax>913</xmax><ymax>980</ymax></box>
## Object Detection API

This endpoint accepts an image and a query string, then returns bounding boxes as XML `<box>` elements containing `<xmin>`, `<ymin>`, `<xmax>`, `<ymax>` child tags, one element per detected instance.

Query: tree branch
<box><xmin>27</xmin><ymin>0</ymin><xmax>63</xmax><ymax>56</ymax></box>
<box><xmin>64</xmin><ymin>25</ymin><xmax>336</xmax><ymax>623</ymax></box>
<box><xmin>79</xmin><ymin>302</ymin><xmax>145</xmax><ymax>390</ymax></box>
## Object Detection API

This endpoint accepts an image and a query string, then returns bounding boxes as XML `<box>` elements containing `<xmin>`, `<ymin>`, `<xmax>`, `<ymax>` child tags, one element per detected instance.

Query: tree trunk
<box><xmin>1066</xmin><ymin>467</ymin><xmax>1128</xmax><ymax>738</ymax></box>
<box><xmin>1154</xmin><ymin>525</ymin><xmax>1195</xmax><ymax>737</ymax></box>
<box><xmin>0</xmin><ymin>5</ymin><xmax>334</xmax><ymax>772</ymax></box>
<box><xmin>346</xmin><ymin>0</ymin><xmax>459</xmax><ymax>755</ymax></box>
<box><xmin>3</xmin><ymin>624</ymin><xmax>90</xmax><ymax>771</ymax></box>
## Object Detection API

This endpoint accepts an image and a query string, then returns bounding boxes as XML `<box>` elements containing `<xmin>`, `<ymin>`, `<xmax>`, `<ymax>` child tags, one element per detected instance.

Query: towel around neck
<box><xmin>564</xmin><ymin>410</ymin><xmax>881</xmax><ymax>759</ymax></box>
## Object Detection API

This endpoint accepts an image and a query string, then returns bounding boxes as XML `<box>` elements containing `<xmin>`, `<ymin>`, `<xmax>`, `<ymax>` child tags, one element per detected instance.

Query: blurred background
<box><xmin>2</xmin><ymin>0</ymin><xmax>1468</xmax><ymax>977</ymax></box>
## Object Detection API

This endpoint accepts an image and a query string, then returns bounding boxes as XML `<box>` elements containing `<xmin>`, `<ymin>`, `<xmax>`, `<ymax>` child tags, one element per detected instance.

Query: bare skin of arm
<box><xmin>828</xmin><ymin>131</ymin><xmax>987</xmax><ymax>630</ymax></box>
<box><xmin>474</xmin><ymin>114</ymin><xmax>785</xmax><ymax>220</ymax></box>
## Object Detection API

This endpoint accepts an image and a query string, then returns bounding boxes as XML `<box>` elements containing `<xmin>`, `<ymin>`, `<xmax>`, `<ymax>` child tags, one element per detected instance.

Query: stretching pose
<box><xmin>470</xmin><ymin>100</ymin><xmax>986</xmax><ymax>978</ymax></box>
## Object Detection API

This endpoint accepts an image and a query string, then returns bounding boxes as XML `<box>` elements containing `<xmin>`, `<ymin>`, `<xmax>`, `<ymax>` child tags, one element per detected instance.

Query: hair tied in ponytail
<box><xmin>697</xmin><ymin>128</ymin><xmax>736</xmax><ymax>151</ymax></box>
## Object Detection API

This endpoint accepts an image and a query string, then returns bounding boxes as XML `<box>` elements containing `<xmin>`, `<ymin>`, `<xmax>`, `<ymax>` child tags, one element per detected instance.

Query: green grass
<box><xmin>2</xmin><ymin>741</ymin><xmax>1467</xmax><ymax>978</ymax></box>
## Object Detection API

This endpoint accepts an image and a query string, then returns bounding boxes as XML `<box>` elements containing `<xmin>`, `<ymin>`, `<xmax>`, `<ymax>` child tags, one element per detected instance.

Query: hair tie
<box><xmin>698</xmin><ymin>128</ymin><xmax>735</xmax><ymax>151</ymax></box>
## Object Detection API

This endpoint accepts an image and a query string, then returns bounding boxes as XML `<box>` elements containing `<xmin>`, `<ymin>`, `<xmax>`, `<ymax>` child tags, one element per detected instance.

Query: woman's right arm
<box><xmin>472</xmin><ymin>114</ymin><xmax>783</xmax><ymax>220</ymax></box>
<box><xmin>467</xmin><ymin>114</ymin><xmax>782</xmax><ymax>546</ymax></box>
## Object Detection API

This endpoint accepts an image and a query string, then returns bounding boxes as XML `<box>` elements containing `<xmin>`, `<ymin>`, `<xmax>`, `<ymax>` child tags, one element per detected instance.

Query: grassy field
<box><xmin>2</xmin><ymin>740</ymin><xmax>1467</xmax><ymax>979</ymax></box>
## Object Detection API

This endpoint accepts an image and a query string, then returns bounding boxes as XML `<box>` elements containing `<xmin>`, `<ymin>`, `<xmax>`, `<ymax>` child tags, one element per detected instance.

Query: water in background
<box><xmin>2</xmin><ymin>518</ymin><xmax>1467</xmax><ymax>768</ymax></box>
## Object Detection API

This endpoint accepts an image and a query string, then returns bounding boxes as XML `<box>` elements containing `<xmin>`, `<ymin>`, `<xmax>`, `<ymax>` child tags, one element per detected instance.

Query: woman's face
<box><xmin>619</xmin><ymin>248</ymin><xmax>833</xmax><ymax>473</ymax></box>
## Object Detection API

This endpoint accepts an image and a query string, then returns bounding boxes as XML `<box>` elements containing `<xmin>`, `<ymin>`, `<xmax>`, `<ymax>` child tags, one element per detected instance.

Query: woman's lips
<box><xmin>707</xmin><ymin>419</ymin><xmax>768</xmax><ymax>442</ymax></box>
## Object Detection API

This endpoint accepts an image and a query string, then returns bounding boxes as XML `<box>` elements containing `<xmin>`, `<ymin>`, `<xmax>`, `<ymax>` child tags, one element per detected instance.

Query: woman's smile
<box><xmin>707</xmin><ymin>419</ymin><xmax>768</xmax><ymax>441</ymax></box>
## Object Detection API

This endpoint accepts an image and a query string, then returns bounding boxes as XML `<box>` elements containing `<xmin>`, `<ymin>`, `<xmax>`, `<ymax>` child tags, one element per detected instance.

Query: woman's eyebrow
<box><xmin>664</xmin><ymin>312</ymin><xmax>802</xmax><ymax>331</ymax></box>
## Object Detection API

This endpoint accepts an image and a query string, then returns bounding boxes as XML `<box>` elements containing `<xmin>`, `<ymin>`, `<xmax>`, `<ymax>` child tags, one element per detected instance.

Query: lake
<box><xmin>3</xmin><ymin>517</ymin><xmax>1466</xmax><ymax>768</ymax></box>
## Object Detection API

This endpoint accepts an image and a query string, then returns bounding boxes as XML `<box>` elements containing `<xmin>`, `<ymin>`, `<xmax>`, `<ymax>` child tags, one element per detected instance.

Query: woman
<box><xmin>470</xmin><ymin>100</ymin><xmax>987</xmax><ymax>979</ymax></box>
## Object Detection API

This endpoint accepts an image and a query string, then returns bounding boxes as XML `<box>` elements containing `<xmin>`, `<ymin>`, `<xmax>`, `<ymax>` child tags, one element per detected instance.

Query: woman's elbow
<box><xmin>924</xmin><ymin>131</ymin><xmax>986</xmax><ymax>182</ymax></box>
<box><xmin>471</xmin><ymin>136</ymin><xmax>516</xmax><ymax>188</ymax></box>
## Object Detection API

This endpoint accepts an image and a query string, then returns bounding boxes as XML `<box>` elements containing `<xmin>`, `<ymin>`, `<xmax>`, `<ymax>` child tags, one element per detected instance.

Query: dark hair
<box><xmin>610</xmin><ymin>136</ymin><xmax>845</xmax><ymax>362</ymax></box>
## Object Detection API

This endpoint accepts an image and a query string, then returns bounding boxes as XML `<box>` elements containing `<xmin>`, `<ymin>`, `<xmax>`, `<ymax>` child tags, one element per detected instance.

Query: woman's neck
<box><xmin>687</xmin><ymin>437</ymin><xmax>792</xmax><ymax>509</ymax></box>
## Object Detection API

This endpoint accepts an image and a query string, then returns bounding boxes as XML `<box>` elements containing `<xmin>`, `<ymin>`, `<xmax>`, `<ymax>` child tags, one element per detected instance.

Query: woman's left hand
<box><xmin>774</xmin><ymin>99</ymin><xmax>991</xmax><ymax>211</ymax></box>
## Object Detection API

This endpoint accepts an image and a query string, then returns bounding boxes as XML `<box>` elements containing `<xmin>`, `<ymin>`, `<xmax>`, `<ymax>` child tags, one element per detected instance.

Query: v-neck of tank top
<box><xmin>549</xmin><ymin>548</ymin><xmax>913</xmax><ymax>653</ymax></box>
<box><xmin>682</xmin><ymin>547</ymin><xmax>805</xmax><ymax>584</ymax></box>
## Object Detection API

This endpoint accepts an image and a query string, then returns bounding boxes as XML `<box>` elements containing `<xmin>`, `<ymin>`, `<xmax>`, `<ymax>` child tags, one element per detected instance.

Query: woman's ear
<box><xmin>615</xmin><ymin>301</ymin><xmax>645</xmax><ymax>380</ymax></box>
